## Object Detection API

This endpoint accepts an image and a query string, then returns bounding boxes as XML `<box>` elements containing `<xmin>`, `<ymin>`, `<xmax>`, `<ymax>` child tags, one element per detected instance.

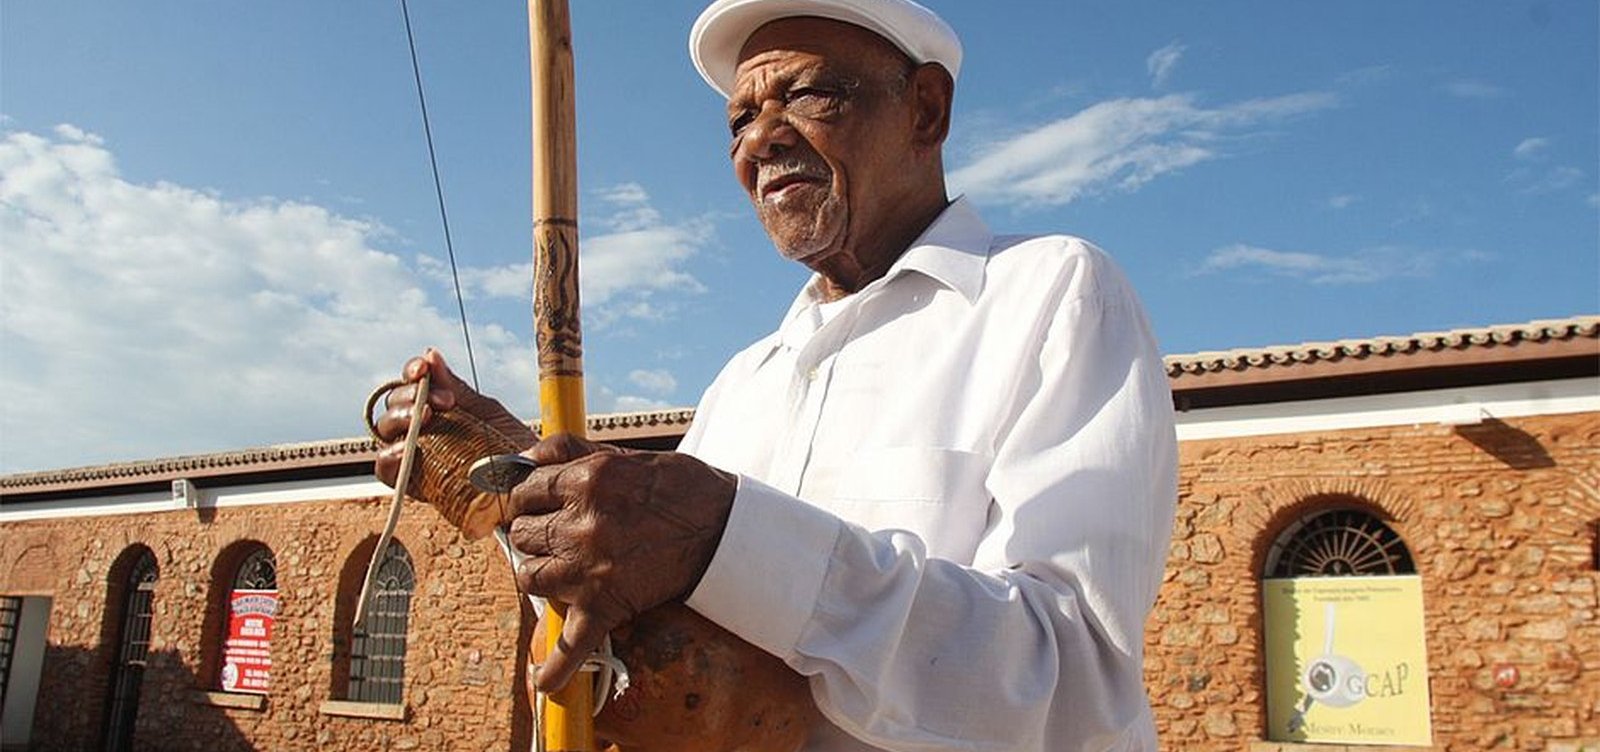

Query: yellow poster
<box><xmin>1263</xmin><ymin>575</ymin><xmax>1432</xmax><ymax>746</ymax></box>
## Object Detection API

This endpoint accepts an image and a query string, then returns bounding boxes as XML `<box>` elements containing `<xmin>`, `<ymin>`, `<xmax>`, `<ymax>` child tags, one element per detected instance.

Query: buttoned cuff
<box><xmin>685</xmin><ymin>474</ymin><xmax>839</xmax><ymax>661</ymax></box>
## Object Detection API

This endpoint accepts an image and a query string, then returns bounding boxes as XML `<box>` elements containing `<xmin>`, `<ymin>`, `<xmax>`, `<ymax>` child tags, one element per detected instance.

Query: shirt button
<box><xmin>806</xmin><ymin>368</ymin><xmax>819</xmax><ymax>382</ymax></box>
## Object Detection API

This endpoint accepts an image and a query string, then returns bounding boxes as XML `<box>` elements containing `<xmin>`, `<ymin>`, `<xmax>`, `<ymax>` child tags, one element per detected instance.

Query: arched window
<box><xmin>235</xmin><ymin>547</ymin><xmax>278</xmax><ymax>590</ymax></box>
<box><xmin>219</xmin><ymin>545</ymin><xmax>277</xmax><ymax>694</ymax></box>
<box><xmin>102</xmin><ymin>547</ymin><xmax>158</xmax><ymax>752</ymax></box>
<box><xmin>346</xmin><ymin>540</ymin><xmax>415</xmax><ymax>704</ymax></box>
<box><xmin>1260</xmin><ymin>504</ymin><xmax>1431</xmax><ymax>746</ymax></box>
<box><xmin>1265</xmin><ymin>507</ymin><xmax>1416</xmax><ymax>577</ymax></box>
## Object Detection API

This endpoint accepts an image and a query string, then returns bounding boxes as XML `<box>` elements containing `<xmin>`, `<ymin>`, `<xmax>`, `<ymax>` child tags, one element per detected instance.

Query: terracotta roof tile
<box><xmin>1</xmin><ymin>409</ymin><xmax>702</xmax><ymax>496</ymax></box>
<box><xmin>1163</xmin><ymin>315</ymin><xmax>1598</xmax><ymax>378</ymax></box>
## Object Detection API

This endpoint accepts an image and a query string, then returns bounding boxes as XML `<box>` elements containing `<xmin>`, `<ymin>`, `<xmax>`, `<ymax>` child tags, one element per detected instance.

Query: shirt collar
<box><xmin>882</xmin><ymin>195</ymin><xmax>992</xmax><ymax>305</ymax></box>
<box><xmin>772</xmin><ymin>197</ymin><xmax>993</xmax><ymax>353</ymax></box>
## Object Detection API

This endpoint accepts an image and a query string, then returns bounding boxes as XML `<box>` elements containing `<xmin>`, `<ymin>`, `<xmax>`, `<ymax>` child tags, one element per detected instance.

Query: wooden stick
<box><xmin>529</xmin><ymin>0</ymin><xmax>596</xmax><ymax>749</ymax></box>
<box><xmin>355</xmin><ymin>375</ymin><xmax>429</xmax><ymax>628</ymax></box>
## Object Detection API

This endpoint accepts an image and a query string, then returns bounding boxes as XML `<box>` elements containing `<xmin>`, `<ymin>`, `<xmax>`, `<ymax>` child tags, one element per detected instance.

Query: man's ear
<box><xmin>908</xmin><ymin>62</ymin><xmax>954</xmax><ymax>153</ymax></box>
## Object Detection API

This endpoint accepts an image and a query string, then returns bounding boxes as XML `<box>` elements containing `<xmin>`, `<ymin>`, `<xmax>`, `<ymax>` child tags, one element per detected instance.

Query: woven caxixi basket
<box><xmin>364</xmin><ymin>378</ymin><xmax>522</xmax><ymax>540</ymax></box>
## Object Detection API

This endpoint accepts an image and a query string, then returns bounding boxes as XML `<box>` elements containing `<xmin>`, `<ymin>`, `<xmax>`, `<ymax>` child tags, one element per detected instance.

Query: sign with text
<box><xmin>220</xmin><ymin>589</ymin><xmax>277</xmax><ymax>694</ymax></box>
<box><xmin>1263</xmin><ymin>575</ymin><xmax>1432</xmax><ymax>746</ymax></box>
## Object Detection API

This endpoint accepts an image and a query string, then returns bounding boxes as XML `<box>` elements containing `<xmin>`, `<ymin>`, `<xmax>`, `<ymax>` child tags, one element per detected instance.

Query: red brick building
<box><xmin>3</xmin><ymin>317</ymin><xmax>1596</xmax><ymax>751</ymax></box>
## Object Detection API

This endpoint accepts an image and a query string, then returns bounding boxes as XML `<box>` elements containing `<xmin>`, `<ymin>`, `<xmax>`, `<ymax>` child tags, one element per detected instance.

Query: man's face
<box><xmin>726</xmin><ymin>18</ymin><xmax>918</xmax><ymax>266</ymax></box>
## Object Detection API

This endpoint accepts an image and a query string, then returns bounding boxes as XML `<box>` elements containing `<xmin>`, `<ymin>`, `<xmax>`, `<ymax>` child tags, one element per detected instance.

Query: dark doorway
<box><xmin>102</xmin><ymin>549</ymin><xmax>158</xmax><ymax>752</ymax></box>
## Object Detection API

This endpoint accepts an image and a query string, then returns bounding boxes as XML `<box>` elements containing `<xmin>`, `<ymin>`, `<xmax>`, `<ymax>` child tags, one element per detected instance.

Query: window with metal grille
<box><xmin>347</xmin><ymin>541</ymin><xmax>414</xmax><ymax>704</ymax></box>
<box><xmin>103</xmin><ymin>548</ymin><xmax>159</xmax><ymax>752</ymax></box>
<box><xmin>1265</xmin><ymin>507</ymin><xmax>1416</xmax><ymax>578</ymax></box>
<box><xmin>219</xmin><ymin>545</ymin><xmax>277</xmax><ymax>694</ymax></box>
<box><xmin>0</xmin><ymin>595</ymin><xmax>20</xmax><ymax>710</ymax></box>
<box><xmin>235</xmin><ymin>547</ymin><xmax>278</xmax><ymax>590</ymax></box>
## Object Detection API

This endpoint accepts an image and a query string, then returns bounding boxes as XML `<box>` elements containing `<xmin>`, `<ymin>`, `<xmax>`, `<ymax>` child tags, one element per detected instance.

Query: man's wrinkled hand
<box><xmin>372</xmin><ymin>348</ymin><xmax>536</xmax><ymax>489</ymax></box>
<box><xmin>507</xmin><ymin>433</ymin><xmax>737</xmax><ymax>693</ymax></box>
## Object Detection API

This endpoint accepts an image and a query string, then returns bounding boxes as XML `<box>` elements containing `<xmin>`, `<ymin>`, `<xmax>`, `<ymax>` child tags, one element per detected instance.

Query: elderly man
<box><xmin>376</xmin><ymin>1</ymin><xmax>1177</xmax><ymax>749</ymax></box>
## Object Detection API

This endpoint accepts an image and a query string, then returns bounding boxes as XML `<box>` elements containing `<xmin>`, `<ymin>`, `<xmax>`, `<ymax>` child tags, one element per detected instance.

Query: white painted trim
<box><xmin>0</xmin><ymin>478</ymin><xmax>391</xmax><ymax>523</ymax></box>
<box><xmin>1176</xmin><ymin>377</ymin><xmax>1599</xmax><ymax>441</ymax></box>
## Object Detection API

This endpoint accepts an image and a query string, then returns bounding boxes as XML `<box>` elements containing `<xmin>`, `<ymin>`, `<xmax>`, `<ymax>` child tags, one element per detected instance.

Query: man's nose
<box><xmin>735</xmin><ymin>101</ymin><xmax>798</xmax><ymax>163</ymax></box>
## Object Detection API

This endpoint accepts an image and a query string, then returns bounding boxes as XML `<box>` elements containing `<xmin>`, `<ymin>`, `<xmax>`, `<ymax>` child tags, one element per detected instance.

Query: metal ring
<box><xmin>363</xmin><ymin>378</ymin><xmax>410</xmax><ymax>443</ymax></box>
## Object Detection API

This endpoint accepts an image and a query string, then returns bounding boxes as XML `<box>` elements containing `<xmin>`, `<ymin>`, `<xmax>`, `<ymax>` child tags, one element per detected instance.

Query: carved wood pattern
<box><xmin>534</xmin><ymin>217</ymin><xmax>583</xmax><ymax>377</ymax></box>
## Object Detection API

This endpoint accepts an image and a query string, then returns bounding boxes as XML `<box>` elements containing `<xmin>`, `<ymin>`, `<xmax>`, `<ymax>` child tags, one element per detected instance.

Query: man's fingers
<box><xmin>508</xmin><ymin>512</ymin><xmax>561</xmax><ymax>557</ymax></box>
<box><xmin>401</xmin><ymin>355</ymin><xmax>429</xmax><ymax>383</ymax></box>
<box><xmin>374</xmin><ymin>444</ymin><xmax>402</xmax><ymax>487</ymax></box>
<box><xmin>374</xmin><ymin>404</ymin><xmax>431</xmax><ymax>443</ymax></box>
<box><xmin>528</xmin><ymin>433</ymin><xmax>606</xmax><ymax>465</ymax></box>
<box><xmin>514</xmin><ymin>549</ymin><xmax>576</xmax><ymax>599</ymax></box>
<box><xmin>417</xmin><ymin>348</ymin><xmax>468</xmax><ymax>398</ymax></box>
<box><xmin>373</xmin><ymin>442</ymin><xmax>422</xmax><ymax>489</ymax></box>
<box><xmin>394</xmin><ymin>353</ymin><xmax>459</xmax><ymax>413</ymax></box>
<box><xmin>507</xmin><ymin>460</ymin><xmax>584</xmax><ymax>518</ymax></box>
<box><xmin>535</xmin><ymin>607</ymin><xmax>612</xmax><ymax>693</ymax></box>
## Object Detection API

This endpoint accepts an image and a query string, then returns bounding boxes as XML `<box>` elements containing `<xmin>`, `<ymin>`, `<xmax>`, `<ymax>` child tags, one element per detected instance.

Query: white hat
<box><xmin>690</xmin><ymin>0</ymin><xmax>962</xmax><ymax>98</ymax></box>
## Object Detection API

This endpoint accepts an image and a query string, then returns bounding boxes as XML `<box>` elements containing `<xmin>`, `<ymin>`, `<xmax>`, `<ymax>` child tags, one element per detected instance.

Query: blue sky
<box><xmin>2</xmin><ymin>1</ymin><xmax>1596</xmax><ymax>474</ymax></box>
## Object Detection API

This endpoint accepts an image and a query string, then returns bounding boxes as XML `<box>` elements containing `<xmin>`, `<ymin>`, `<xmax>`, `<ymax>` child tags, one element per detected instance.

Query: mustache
<box><xmin>756</xmin><ymin>158</ymin><xmax>829</xmax><ymax>193</ymax></box>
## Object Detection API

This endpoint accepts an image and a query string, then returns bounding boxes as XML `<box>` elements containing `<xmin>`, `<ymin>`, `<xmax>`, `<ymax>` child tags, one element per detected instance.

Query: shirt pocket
<box><xmin>830</xmin><ymin>447</ymin><xmax>992</xmax><ymax>561</ymax></box>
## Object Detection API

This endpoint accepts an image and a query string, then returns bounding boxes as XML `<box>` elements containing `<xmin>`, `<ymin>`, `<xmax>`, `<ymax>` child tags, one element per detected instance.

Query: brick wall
<box><xmin>1147</xmin><ymin>412</ymin><xmax>1600</xmax><ymax>751</ymax></box>
<box><xmin>0</xmin><ymin>496</ymin><xmax>532</xmax><ymax>751</ymax></box>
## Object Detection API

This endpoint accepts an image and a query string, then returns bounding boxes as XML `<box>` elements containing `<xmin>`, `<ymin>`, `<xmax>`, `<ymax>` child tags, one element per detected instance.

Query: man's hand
<box><xmin>507</xmin><ymin>434</ymin><xmax>737</xmax><ymax>693</ymax></box>
<box><xmin>372</xmin><ymin>348</ymin><xmax>536</xmax><ymax>489</ymax></box>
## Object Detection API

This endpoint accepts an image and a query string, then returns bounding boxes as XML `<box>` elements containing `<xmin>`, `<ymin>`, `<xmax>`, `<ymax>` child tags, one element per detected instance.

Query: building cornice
<box><xmin>1164</xmin><ymin>316</ymin><xmax>1597</xmax><ymax>385</ymax></box>
<box><xmin>2</xmin><ymin>409</ymin><xmax>697</xmax><ymax>500</ymax></box>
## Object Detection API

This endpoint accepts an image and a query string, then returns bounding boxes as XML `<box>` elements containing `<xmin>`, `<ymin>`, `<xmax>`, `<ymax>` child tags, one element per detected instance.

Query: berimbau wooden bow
<box><xmin>528</xmin><ymin>0</ymin><xmax>597</xmax><ymax>749</ymax></box>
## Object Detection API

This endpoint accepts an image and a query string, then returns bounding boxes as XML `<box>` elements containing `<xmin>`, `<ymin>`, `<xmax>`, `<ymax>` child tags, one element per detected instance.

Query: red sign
<box><xmin>1493</xmin><ymin>663</ymin><xmax>1519</xmax><ymax>689</ymax></box>
<box><xmin>221</xmin><ymin>589</ymin><xmax>277</xmax><ymax>694</ymax></box>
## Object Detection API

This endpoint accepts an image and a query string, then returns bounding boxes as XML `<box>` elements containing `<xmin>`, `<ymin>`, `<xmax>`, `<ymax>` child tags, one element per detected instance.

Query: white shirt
<box><xmin>681</xmin><ymin>198</ymin><xmax>1178</xmax><ymax>752</ymax></box>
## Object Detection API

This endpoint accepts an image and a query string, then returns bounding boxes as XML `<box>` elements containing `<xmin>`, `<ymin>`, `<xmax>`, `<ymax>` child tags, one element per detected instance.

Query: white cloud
<box><xmin>949</xmin><ymin>92</ymin><xmax>1336</xmax><ymax>208</ymax></box>
<box><xmin>0</xmin><ymin>126</ymin><xmax>704</xmax><ymax>474</ymax></box>
<box><xmin>1513</xmin><ymin>137</ymin><xmax>1550</xmax><ymax>161</ymax></box>
<box><xmin>627</xmin><ymin>369</ymin><xmax>678</xmax><ymax>395</ymax></box>
<box><xmin>1507</xmin><ymin>165</ymin><xmax>1585</xmax><ymax>195</ymax></box>
<box><xmin>1443</xmin><ymin>79</ymin><xmax>1506</xmax><ymax>99</ymax></box>
<box><xmin>0</xmin><ymin>126</ymin><xmax>482</xmax><ymax>472</ymax></box>
<box><xmin>584</xmin><ymin>382</ymin><xmax>674</xmax><ymax>414</ymax></box>
<box><xmin>612</xmin><ymin>395</ymin><xmax>675</xmax><ymax>413</ymax></box>
<box><xmin>1197</xmin><ymin>243</ymin><xmax>1461</xmax><ymax>285</ymax></box>
<box><xmin>1504</xmin><ymin>137</ymin><xmax>1587</xmax><ymax>196</ymax></box>
<box><xmin>1327</xmin><ymin>194</ymin><xmax>1359</xmax><ymax>209</ymax></box>
<box><xmin>1146</xmin><ymin>42</ymin><xmax>1185</xmax><ymax>88</ymax></box>
<box><xmin>421</xmin><ymin>183</ymin><xmax>710</xmax><ymax>327</ymax></box>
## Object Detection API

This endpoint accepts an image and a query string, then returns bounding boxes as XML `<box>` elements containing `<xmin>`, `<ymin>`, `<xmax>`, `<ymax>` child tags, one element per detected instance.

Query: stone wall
<box><xmin>1147</xmin><ymin>412</ymin><xmax>1600</xmax><ymax>751</ymax></box>
<box><xmin>0</xmin><ymin>495</ymin><xmax>531</xmax><ymax>751</ymax></box>
<box><xmin>5</xmin><ymin>410</ymin><xmax>1597</xmax><ymax>751</ymax></box>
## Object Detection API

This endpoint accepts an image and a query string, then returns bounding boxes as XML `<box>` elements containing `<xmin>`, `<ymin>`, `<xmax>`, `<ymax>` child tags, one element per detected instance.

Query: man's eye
<box><xmin>786</xmin><ymin>86</ymin><xmax>846</xmax><ymax>118</ymax></box>
<box><xmin>729</xmin><ymin>111</ymin><xmax>755</xmax><ymax>136</ymax></box>
<box><xmin>788</xmin><ymin>87</ymin><xmax>836</xmax><ymax>104</ymax></box>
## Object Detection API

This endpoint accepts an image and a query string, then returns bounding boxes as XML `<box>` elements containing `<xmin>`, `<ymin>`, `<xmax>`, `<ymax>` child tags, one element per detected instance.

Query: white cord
<box><xmin>584</xmin><ymin>638</ymin><xmax>632</xmax><ymax>713</ymax></box>
<box><xmin>494</xmin><ymin>527</ymin><xmax>630</xmax><ymax>716</ymax></box>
